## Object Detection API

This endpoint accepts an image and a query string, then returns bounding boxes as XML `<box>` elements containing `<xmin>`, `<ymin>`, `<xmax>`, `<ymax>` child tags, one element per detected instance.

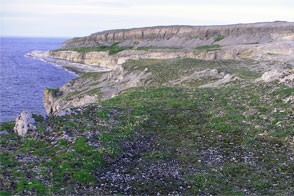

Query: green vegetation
<box><xmin>1</xmin><ymin>57</ymin><xmax>293</xmax><ymax>195</ymax></box>
<box><xmin>100</xmin><ymin>83</ymin><xmax>294</xmax><ymax>195</ymax></box>
<box><xmin>80</xmin><ymin>71</ymin><xmax>106</xmax><ymax>80</ymax></box>
<box><xmin>44</xmin><ymin>88</ymin><xmax>59</xmax><ymax>94</ymax></box>
<box><xmin>86</xmin><ymin>87</ymin><xmax>102</xmax><ymax>97</ymax></box>
<box><xmin>122</xmin><ymin>58</ymin><xmax>259</xmax><ymax>87</ymax></box>
<box><xmin>133</xmin><ymin>41</ymin><xmax>139</xmax><ymax>45</ymax></box>
<box><xmin>136</xmin><ymin>46</ymin><xmax>181</xmax><ymax>50</ymax></box>
<box><xmin>213</xmin><ymin>34</ymin><xmax>224</xmax><ymax>43</ymax></box>
<box><xmin>53</xmin><ymin>42</ymin><xmax>133</xmax><ymax>55</ymax></box>
<box><xmin>0</xmin><ymin>106</ymin><xmax>141</xmax><ymax>194</ymax></box>
<box><xmin>267</xmin><ymin>52</ymin><xmax>279</xmax><ymax>56</ymax></box>
<box><xmin>195</xmin><ymin>44</ymin><xmax>221</xmax><ymax>51</ymax></box>
<box><xmin>0</xmin><ymin>121</ymin><xmax>14</xmax><ymax>131</ymax></box>
<box><xmin>246</xmin><ymin>42</ymin><xmax>259</xmax><ymax>45</ymax></box>
<box><xmin>235</xmin><ymin>70</ymin><xmax>261</xmax><ymax>79</ymax></box>
<box><xmin>53</xmin><ymin>44</ymin><xmax>183</xmax><ymax>55</ymax></box>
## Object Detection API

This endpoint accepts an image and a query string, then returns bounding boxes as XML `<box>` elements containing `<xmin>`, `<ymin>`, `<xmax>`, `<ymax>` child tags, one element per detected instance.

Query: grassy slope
<box><xmin>122</xmin><ymin>58</ymin><xmax>260</xmax><ymax>85</ymax></box>
<box><xmin>62</xmin><ymin>58</ymin><xmax>261</xmax><ymax>102</ymax></box>
<box><xmin>102</xmin><ymin>84</ymin><xmax>294</xmax><ymax>195</ymax></box>
<box><xmin>1</xmin><ymin>60</ymin><xmax>294</xmax><ymax>195</ymax></box>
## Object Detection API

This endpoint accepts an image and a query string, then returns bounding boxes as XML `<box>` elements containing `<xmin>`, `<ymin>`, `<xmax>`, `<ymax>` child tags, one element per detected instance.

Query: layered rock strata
<box><xmin>62</xmin><ymin>22</ymin><xmax>294</xmax><ymax>49</ymax></box>
<box><xmin>48</xmin><ymin>41</ymin><xmax>294</xmax><ymax>71</ymax></box>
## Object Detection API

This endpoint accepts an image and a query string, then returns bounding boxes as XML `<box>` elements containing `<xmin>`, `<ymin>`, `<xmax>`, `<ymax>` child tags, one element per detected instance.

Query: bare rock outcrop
<box><xmin>256</xmin><ymin>69</ymin><xmax>294</xmax><ymax>86</ymax></box>
<box><xmin>14</xmin><ymin>111</ymin><xmax>36</xmax><ymax>137</ymax></box>
<box><xmin>26</xmin><ymin>50</ymin><xmax>111</xmax><ymax>75</ymax></box>
<box><xmin>167</xmin><ymin>69</ymin><xmax>225</xmax><ymax>87</ymax></box>
<box><xmin>48</xmin><ymin>45</ymin><xmax>292</xmax><ymax>70</ymax></box>
<box><xmin>199</xmin><ymin>74</ymin><xmax>241</xmax><ymax>88</ymax></box>
<box><xmin>43</xmin><ymin>89</ymin><xmax>63</xmax><ymax>114</ymax></box>
<box><xmin>48</xmin><ymin>38</ymin><xmax>294</xmax><ymax>70</ymax></box>
<box><xmin>255</xmin><ymin>69</ymin><xmax>284</xmax><ymax>83</ymax></box>
<box><xmin>43</xmin><ymin>65</ymin><xmax>151</xmax><ymax>115</ymax></box>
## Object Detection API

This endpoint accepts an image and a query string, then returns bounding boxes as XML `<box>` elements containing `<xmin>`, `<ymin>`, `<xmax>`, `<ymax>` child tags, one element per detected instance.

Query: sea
<box><xmin>0</xmin><ymin>37</ymin><xmax>78</xmax><ymax>122</ymax></box>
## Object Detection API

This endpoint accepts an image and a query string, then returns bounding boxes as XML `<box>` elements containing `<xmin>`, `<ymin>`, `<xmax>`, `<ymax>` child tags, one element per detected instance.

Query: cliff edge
<box><xmin>62</xmin><ymin>21</ymin><xmax>294</xmax><ymax>49</ymax></box>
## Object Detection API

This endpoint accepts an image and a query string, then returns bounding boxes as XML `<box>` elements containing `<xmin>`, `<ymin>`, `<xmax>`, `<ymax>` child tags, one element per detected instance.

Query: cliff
<box><xmin>49</xmin><ymin>41</ymin><xmax>294</xmax><ymax>71</ymax></box>
<box><xmin>41</xmin><ymin>21</ymin><xmax>294</xmax><ymax>74</ymax></box>
<box><xmin>62</xmin><ymin>21</ymin><xmax>294</xmax><ymax>49</ymax></box>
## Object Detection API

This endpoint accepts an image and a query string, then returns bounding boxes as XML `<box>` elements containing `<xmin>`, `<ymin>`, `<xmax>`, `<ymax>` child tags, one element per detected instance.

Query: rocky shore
<box><xmin>26</xmin><ymin>50</ymin><xmax>111</xmax><ymax>75</ymax></box>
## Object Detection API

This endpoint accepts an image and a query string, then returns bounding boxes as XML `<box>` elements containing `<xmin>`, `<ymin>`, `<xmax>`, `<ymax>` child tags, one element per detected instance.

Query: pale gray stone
<box><xmin>14</xmin><ymin>111</ymin><xmax>36</xmax><ymax>137</ymax></box>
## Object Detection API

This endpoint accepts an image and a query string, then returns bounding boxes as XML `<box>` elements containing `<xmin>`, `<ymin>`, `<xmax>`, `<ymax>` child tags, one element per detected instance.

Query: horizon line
<box><xmin>0</xmin><ymin>35</ymin><xmax>73</xmax><ymax>39</ymax></box>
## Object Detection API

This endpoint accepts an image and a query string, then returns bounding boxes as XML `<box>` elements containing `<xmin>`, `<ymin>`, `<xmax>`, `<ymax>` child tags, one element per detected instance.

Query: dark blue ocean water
<box><xmin>0</xmin><ymin>37</ymin><xmax>77</xmax><ymax>122</ymax></box>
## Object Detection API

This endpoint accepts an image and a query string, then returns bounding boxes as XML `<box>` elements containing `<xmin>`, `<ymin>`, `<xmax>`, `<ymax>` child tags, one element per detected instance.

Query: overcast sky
<box><xmin>1</xmin><ymin>0</ymin><xmax>294</xmax><ymax>38</ymax></box>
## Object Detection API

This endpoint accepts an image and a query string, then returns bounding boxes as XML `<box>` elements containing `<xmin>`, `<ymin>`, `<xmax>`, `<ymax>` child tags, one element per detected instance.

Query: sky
<box><xmin>1</xmin><ymin>0</ymin><xmax>294</xmax><ymax>38</ymax></box>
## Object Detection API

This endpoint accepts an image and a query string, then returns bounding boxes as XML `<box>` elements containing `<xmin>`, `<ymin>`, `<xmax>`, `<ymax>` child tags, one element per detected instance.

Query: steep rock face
<box><xmin>49</xmin><ymin>50</ymin><xmax>117</xmax><ymax>69</ymax></box>
<box><xmin>49</xmin><ymin>41</ymin><xmax>294</xmax><ymax>70</ymax></box>
<box><xmin>27</xmin><ymin>50</ymin><xmax>111</xmax><ymax>74</ymax></box>
<box><xmin>62</xmin><ymin>22</ymin><xmax>294</xmax><ymax>49</ymax></box>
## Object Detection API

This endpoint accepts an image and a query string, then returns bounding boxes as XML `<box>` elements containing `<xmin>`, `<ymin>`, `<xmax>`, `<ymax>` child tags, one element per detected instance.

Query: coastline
<box><xmin>26</xmin><ymin>50</ymin><xmax>112</xmax><ymax>75</ymax></box>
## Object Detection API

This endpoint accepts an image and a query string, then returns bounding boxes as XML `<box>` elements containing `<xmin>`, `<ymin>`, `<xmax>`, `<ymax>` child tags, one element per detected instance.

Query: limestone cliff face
<box><xmin>52</xmin><ymin>21</ymin><xmax>294</xmax><ymax>70</ymax></box>
<box><xmin>62</xmin><ymin>22</ymin><xmax>294</xmax><ymax>49</ymax></box>
<box><xmin>49</xmin><ymin>50</ymin><xmax>118</xmax><ymax>69</ymax></box>
<box><xmin>50</xmin><ymin>41</ymin><xmax>294</xmax><ymax>70</ymax></box>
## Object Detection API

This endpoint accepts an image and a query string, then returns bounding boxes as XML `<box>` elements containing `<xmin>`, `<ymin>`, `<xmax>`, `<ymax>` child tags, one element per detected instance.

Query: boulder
<box><xmin>256</xmin><ymin>69</ymin><xmax>294</xmax><ymax>86</ymax></box>
<box><xmin>14</xmin><ymin>111</ymin><xmax>36</xmax><ymax>137</ymax></box>
<box><xmin>255</xmin><ymin>69</ymin><xmax>283</xmax><ymax>83</ymax></box>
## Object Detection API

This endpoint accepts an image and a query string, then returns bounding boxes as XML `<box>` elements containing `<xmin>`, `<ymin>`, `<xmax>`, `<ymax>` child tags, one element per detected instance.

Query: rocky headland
<box><xmin>1</xmin><ymin>21</ymin><xmax>294</xmax><ymax>195</ymax></box>
<box><xmin>27</xmin><ymin>21</ymin><xmax>294</xmax><ymax>115</ymax></box>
